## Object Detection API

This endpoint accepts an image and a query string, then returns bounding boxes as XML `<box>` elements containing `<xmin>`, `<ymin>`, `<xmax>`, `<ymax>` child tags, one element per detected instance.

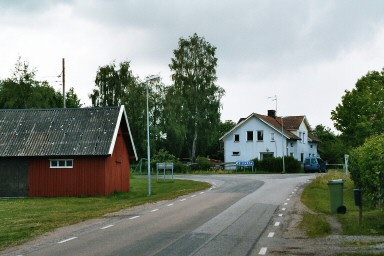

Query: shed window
<box><xmin>50</xmin><ymin>159</ymin><xmax>73</xmax><ymax>168</ymax></box>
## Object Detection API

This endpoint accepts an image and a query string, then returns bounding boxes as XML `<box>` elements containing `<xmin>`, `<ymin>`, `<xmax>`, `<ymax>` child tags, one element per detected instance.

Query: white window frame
<box><xmin>50</xmin><ymin>159</ymin><xmax>74</xmax><ymax>168</ymax></box>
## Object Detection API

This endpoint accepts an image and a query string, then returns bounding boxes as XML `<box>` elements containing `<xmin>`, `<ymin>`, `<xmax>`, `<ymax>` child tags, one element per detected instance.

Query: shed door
<box><xmin>0</xmin><ymin>159</ymin><xmax>29</xmax><ymax>197</ymax></box>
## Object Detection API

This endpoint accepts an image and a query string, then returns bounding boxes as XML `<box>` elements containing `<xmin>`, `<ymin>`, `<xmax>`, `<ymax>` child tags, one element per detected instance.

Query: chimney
<box><xmin>268</xmin><ymin>110</ymin><xmax>276</xmax><ymax>118</ymax></box>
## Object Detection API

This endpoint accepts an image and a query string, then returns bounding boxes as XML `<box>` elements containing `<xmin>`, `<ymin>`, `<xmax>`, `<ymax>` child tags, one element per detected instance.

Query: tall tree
<box><xmin>331</xmin><ymin>70</ymin><xmax>384</xmax><ymax>147</ymax></box>
<box><xmin>0</xmin><ymin>57</ymin><xmax>81</xmax><ymax>109</ymax></box>
<box><xmin>167</xmin><ymin>33</ymin><xmax>224</xmax><ymax>161</ymax></box>
<box><xmin>90</xmin><ymin>60</ymin><xmax>167</xmax><ymax>158</ymax></box>
<box><xmin>90</xmin><ymin>61</ymin><xmax>136</xmax><ymax>107</ymax></box>
<box><xmin>312</xmin><ymin>125</ymin><xmax>346</xmax><ymax>163</ymax></box>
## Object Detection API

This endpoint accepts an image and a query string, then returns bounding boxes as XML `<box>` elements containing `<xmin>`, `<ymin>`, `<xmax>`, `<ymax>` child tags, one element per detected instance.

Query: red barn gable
<box><xmin>0</xmin><ymin>106</ymin><xmax>137</xmax><ymax>197</ymax></box>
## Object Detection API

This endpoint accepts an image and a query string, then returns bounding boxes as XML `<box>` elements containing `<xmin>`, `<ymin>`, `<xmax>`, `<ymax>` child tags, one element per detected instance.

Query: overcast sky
<box><xmin>1</xmin><ymin>0</ymin><xmax>384</xmax><ymax>131</ymax></box>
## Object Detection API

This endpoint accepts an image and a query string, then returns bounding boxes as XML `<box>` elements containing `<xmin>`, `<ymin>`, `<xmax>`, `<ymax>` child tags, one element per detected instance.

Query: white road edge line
<box><xmin>259</xmin><ymin>247</ymin><xmax>268</xmax><ymax>255</ymax></box>
<box><xmin>267</xmin><ymin>232</ymin><xmax>275</xmax><ymax>238</ymax></box>
<box><xmin>129</xmin><ymin>216</ymin><xmax>140</xmax><ymax>220</ymax></box>
<box><xmin>58</xmin><ymin>237</ymin><xmax>77</xmax><ymax>244</ymax></box>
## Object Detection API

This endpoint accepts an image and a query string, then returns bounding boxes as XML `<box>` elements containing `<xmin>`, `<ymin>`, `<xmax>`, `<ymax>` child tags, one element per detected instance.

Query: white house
<box><xmin>220</xmin><ymin>110</ymin><xmax>320</xmax><ymax>166</ymax></box>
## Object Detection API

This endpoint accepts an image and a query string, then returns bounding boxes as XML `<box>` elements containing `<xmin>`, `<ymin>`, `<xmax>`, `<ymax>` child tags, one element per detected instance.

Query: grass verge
<box><xmin>301</xmin><ymin>170</ymin><xmax>384</xmax><ymax>237</ymax></box>
<box><xmin>0</xmin><ymin>176</ymin><xmax>210</xmax><ymax>251</ymax></box>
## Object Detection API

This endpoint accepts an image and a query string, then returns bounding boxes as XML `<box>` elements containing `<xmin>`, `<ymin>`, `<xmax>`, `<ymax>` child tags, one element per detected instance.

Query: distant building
<box><xmin>0</xmin><ymin>106</ymin><xmax>137</xmax><ymax>197</ymax></box>
<box><xmin>220</xmin><ymin>110</ymin><xmax>319</xmax><ymax>167</ymax></box>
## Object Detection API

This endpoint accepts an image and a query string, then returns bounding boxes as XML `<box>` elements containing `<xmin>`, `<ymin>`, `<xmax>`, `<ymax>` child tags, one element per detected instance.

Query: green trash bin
<box><xmin>328</xmin><ymin>179</ymin><xmax>345</xmax><ymax>214</ymax></box>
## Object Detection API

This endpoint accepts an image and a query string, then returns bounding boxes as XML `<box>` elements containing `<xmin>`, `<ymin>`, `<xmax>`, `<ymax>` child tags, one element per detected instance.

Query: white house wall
<box><xmin>223</xmin><ymin>117</ymin><xmax>288</xmax><ymax>164</ymax></box>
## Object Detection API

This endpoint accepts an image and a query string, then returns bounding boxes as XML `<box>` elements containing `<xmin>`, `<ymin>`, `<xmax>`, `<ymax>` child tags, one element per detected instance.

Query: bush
<box><xmin>350</xmin><ymin>134</ymin><xmax>384</xmax><ymax>207</ymax></box>
<box><xmin>190</xmin><ymin>156</ymin><xmax>214</xmax><ymax>171</ymax></box>
<box><xmin>151</xmin><ymin>149</ymin><xmax>186</xmax><ymax>173</ymax></box>
<box><xmin>251</xmin><ymin>156</ymin><xmax>301</xmax><ymax>173</ymax></box>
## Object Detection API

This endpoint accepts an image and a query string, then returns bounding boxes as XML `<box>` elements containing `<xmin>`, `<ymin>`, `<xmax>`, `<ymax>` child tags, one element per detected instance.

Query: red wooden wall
<box><xmin>28</xmin><ymin>127</ymin><xmax>131</xmax><ymax>197</ymax></box>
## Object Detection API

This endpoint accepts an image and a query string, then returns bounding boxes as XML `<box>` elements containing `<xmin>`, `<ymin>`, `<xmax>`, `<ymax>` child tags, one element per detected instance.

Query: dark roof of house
<box><xmin>0</xmin><ymin>106</ymin><xmax>137</xmax><ymax>158</ymax></box>
<box><xmin>221</xmin><ymin>112</ymin><xmax>320</xmax><ymax>142</ymax></box>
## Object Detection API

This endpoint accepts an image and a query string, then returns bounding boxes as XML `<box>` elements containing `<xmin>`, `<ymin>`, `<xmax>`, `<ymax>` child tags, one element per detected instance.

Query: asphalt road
<box><xmin>4</xmin><ymin>174</ymin><xmax>315</xmax><ymax>256</ymax></box>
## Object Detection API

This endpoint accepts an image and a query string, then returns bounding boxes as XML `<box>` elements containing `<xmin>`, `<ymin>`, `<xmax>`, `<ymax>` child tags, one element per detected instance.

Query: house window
<box><xmin>247</xmin><ymin>131</ymin><xmax>253</xmax><ymax>141</ymax></box>
<box><xmin>260</xmin><ymin>152</ymin><xmax>273</xmax><ymax>160</ymax></box>
<box><xmin>303</xmin><ymin>132</ymin><xmax>306</xmax><ymax>143</ymax></box>
<box><xmin>232</xmin><ymin>151</ymin><xmax>240</xmax><ymax>156</ymax></box>
<box><xmin>50</xmin><ymin>159</ymin><xmax>74</xmax><ymax>168</ymax></box>
<box><xmin>271</xmin><ymin>133</ymin><xmax>275</xmax><ymax>141</ymax></box>
<box><xmin>257</xmin><ymin>131</ymin><xmax>264</xmax><ymax>141</ymax></box>
<box><xmin>234</xmin><ymin>134</ymin><xmax>240</xmax><ymax>142</ymax></box>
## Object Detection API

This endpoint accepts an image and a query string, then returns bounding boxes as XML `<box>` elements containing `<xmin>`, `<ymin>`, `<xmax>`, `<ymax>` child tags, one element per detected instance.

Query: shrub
<box><xmin>350</xmin><ymin>134</ymin><xmax>384</xmax><ymax>207</ymax></box>
<box><xmin>191</xmin><ymin>156</ymin><xmax>214</xmax><ymax>171</ymax></box>
<box><xmin>151</xmin><ymin>149</ymin><xmax>186</xmax><ymax>172</ymax></box>
<box><xmin>250</xmin><ymin>156</ymin><xmax>301</xmax><ymax>173</ymax></box>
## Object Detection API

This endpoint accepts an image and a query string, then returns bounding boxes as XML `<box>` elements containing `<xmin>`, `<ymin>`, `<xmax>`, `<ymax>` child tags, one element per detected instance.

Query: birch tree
<box><xmin>167</xmin><ymin>33</ymin><xmax>224</xmax><ymax>161</ymax></box>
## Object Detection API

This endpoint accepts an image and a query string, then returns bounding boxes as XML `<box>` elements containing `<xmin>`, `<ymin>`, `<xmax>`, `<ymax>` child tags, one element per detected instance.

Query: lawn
<box><xmin>301</xmin><ymin>170</ymin><xmax>384</xmax><ymax>237</ymax></box>
<box><xmin>0</xmin><ymin>176</ymin><xmax>210</xmax><ymax>251</ymax></box>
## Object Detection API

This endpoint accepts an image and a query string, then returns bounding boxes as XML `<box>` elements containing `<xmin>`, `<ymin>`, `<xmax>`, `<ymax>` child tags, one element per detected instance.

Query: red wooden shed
<box><xmin>0</xmin><ymin>106</ymin><xmax>137</xmax><ymax>197</ymax></box>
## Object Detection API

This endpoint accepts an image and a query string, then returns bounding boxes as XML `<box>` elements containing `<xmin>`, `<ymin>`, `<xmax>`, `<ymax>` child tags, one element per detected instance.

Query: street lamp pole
<box><xmin>281</xmin><ymin>117</ymin><xmax>286</xmax><ymax>173</ymax></box>
<box><xmin>145</xmin><ymin>75</ymin><xmax>160</xmax><ymax>196</ymax></box>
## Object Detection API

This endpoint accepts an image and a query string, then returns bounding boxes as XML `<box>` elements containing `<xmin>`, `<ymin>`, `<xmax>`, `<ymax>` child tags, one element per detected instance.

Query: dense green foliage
<box><xmin>0</xmin><ymin>58</ymin><xmax>81</xmax><ymax>109</ymax></box>
<box><xmin>252</xmin><ymin>156</ymin><xmax>301</xmax><ymax>173</ymax></box>
<box><xmin>167</xmin><ymin>33</ymin><xmax>224</xmax><ymax>161</ymax></box>
<box><xmin>89</xmin><ymin>34</ymin><xmax>226</xmax><ymax>162</ymax></box>
<box><xmin>349</xmin><ymin>135</ymin><xmax>384</xmax><ymax>207</ymax></box>
<box><xmin>331</xmin><ymin>69</ymin><xmax>384</xmax><ymax>148</ymax></box>
<box><xmin>312</xmin><ymin>124</ymin><xmax>346</xmax><ymax>164</ymax></box>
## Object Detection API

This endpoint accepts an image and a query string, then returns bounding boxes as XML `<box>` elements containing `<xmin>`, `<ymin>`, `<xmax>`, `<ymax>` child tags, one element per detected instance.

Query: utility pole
<box><xmin>62</xmin><ymin>58</ymin><xmax>66</xmax><ymax>108</ymax></box>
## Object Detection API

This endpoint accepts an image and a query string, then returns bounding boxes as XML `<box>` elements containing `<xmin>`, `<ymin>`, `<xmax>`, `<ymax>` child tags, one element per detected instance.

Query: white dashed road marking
<box><xmin>58</xmin><ymin>237</ymin><xmax>77</xmax><ymax>244</ymax></box>
<box><xmin>167</xmin><ymin>203</ymin><xmax>174</xmax><ymax>206</ymax></box>
<box><xmin>259</xmin><ymin>247</ymin><xmax>268</xmax><ymax>255</ymax></box>
<box><xmin>180</xmin><ymin>198</ymin><xmax>186</xmax><ymax>202</ymax></box>
<box><xmin>274</xmin><ymin>222</ymin><xmax>280</xmax><ymax>227</ymax></box>
<box><xmin>100</xmin><ymin>225</ymin><xmax>114</xmax><ymax>230</ymax></box>
<box><xmin>129</xmin><ymin>216</ymin><xmax>140</xmax><ymax>220</ymax></box>
<box><xmin>267</xmin><ymin>232</ymin><xmax>275</xmax><ymax>238</ymax></box>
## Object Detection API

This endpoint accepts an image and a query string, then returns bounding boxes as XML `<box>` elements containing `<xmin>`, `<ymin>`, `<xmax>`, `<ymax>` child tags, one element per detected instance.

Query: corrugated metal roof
<box><xmin>0</xmin><ymin>107</ymin><xmax>132</xmax><ymax>157</ymax></box>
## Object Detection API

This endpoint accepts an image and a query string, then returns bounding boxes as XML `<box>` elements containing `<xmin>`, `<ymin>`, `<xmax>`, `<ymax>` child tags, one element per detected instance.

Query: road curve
<box><xmin>3</xmin><ymin>174</ymin><xmax>315</xmax><ymax>256</ymax></box>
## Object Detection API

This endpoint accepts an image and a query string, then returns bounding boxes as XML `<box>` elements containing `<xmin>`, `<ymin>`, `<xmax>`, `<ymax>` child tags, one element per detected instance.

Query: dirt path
<box><xmin>267</xmin><ymin>184</ymin><xmax>384</xmax><ymax>255</ymax></box>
